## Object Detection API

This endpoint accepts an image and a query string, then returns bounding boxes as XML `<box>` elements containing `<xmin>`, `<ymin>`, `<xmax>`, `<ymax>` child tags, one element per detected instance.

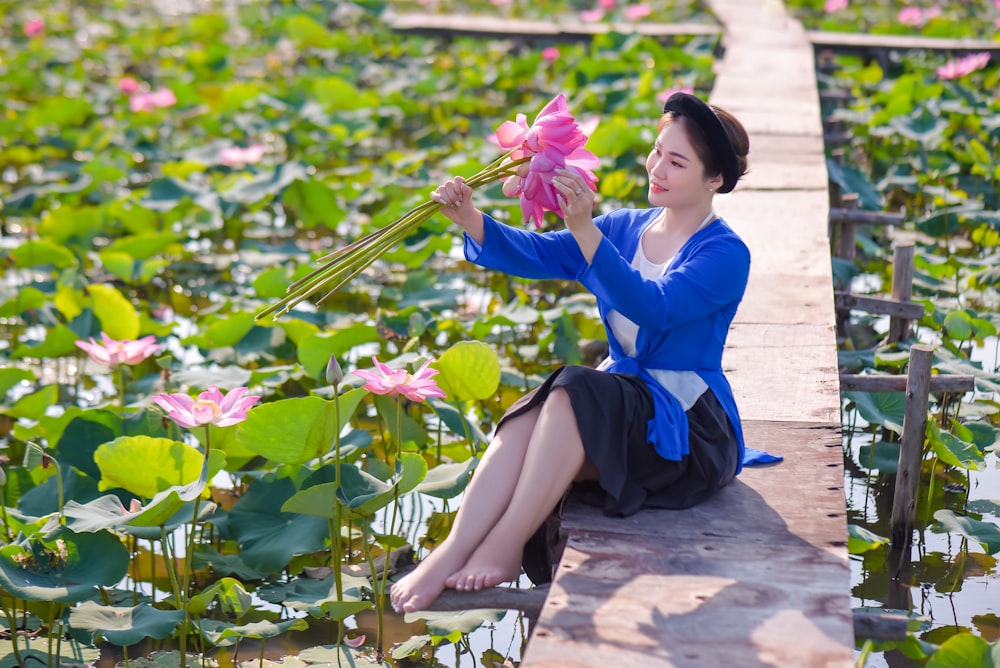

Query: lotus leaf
<box><xmin>226</xmin><ymin>475</ymin><xmax>329</xmax><ymax>574</ymax></box>
<box><xmin>404</xmin><ymin>608</ymin><xmax>506</xmax><ymax>636</ymax></box>
<box><xmin>433</xmin><ymin>340</ymin><xmax>501</xmax><ymax>402</ymax></box>
<box><xmin>87</xmin><ymin>284</ymin><xmax>140</xmax><ymax>340</ymax></box>
<box><xmin>200</xmin><ymin>618</ymin><xmax>309</xmax><ymax>647</ymax></box>
<box><xmin>933</xmin><ymin>510</ymin><xmax>1000</xmax><ymax>554</ymax></box>
<box><xmin>94</xmin><ymin>435</ymin><xmax>225</xmax><ymax>498</ymax></box>
<box><xmin>236</xmin><ymin>393</ymin><xmax>365</xmax><ymax>465</ymax></box>
<box><xmin>297</xmin><ymin>644</ymin><xmax>387</xmax><ymax>667</ymax></box>
<box><xmin>844</xmin><ymin>391</ymin><xmax>905</xmax><ymax>434</ymax></box>
<box><xmin>0</xmin><ymin>527</ymin><xmax>130</xmax><ymax>603</ymax></box>
<box><xmin>68</xmin><ymin>601</ymin><xmax>185</xmax><ymax>646</ymax></box>
<box><xmin>187</xmin><ymin>577</ymin><xmax>253</xmax><ymax>618</ymax></box>
<box><xmin>414</xmin><ymin>457</ymin><xmax>478</xmax><ymax>499</ymax></box>
<box><xmin>257</xmin><ymin>573</ymin><xmax>371</xmax><ymax>619</ymax></box>
<box><xmin>0</xmin><ymin>645</ymin><xmax>100</xmax><ymax>668</ymax></box>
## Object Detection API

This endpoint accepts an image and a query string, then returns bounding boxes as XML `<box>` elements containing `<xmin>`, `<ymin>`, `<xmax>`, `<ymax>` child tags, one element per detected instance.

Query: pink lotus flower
<box><xmin>24</xmin><ymin>19</ymin><xmax>44</xmax><ymax>38</ymax></box>
<box><xmin>937</xmin><ymin>52</ymin><xmax>991</xmax><ymax>80</ymax></box>
<box><xmin>118</xmin><ymin>77</ymin><xmax>141</xmax><ymax>94</ymax></box>
<box><xmin>344</xmin><ymin>634</ymin><xmax>366</xmax><ymax>649</ymax></box>
<box><xmin>824</xmin><ymin>0</ymin><xmax>848</xmax><ymax>12</ymax></box>
<box><xmin>495</xmin><ymin>94</ymin><xmax>600</xmax><ymax>228</ymax></box>
<box><xmin>353</xmin><ymin>356</ymin><xmax>447</xmax><ymax>403</ymax></box>
<box><xmin>580</xmin><ymin>8</ymin><xmax>605</xmax><ymax>22</ymax></box>
<box><xmin>219</xmin><ymin>144</ymin><xmax>265</xmax><ymax>167</ymax></box>
<box><xmin>624</xmin><ymin>3</ymin><xmax>652</xmax><ymax>20</ymax></box>
<box><xmin>152</xmin><ymin>386</ymin><xmax>260</xmax><ymax>429</ymax></box>
<box><xmin>129</xmin><ymin>88</ymin><xmax>177</xmax><ymax>113</ymax></box>
<box><xmin>599</xmin><ymin>0</ymin><xmax>616</xmax><ymax>8</ymax></box>
<box><xmin>541</xmin><ymin>47</ymin><xmax>560</xmax><ymax>62</ymax></box>
<box><xmin>75</xmin><ymin>333</ymin><xmax>159</xmax><ymax>368</ymax></box>
<box><xmin>898</xmin><ymin>6</ymin><xmax>940</xmax><ymax>26</ymax></box>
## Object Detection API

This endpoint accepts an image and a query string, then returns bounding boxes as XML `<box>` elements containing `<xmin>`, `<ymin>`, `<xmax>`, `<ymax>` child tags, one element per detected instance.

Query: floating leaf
<box><xmin>68</xmin><ymin>602</ymin><xmax>185</xmax><ymax>646</ymax></box>
<box><xmin>226</xmin><ymin>476</ymin><xmax>329</xmax><ymax>574</ymax></box>
<box><xmin>434</xmin><ymin>341</ymin><xmax>501</xmax><ymax>401</ymax></box>
<box><xmin>933</xmin><ymin>510</ymin><xmax>1000</xmax><ymax>554</ymax></box>
<box><xmin>404</xmin><ymin>608</ymin><xmax>506</xmax><ymax>636</ymax></box>
<box><xmin>200</xmin><ymin>618</ymin><xmax>309</xmax><ymax>647</ymax></box>
<box><xmin>0</xmin><ymin>527</ymin><xmax>130</xmax><ymax>603</ymax></box>
<box><xmin>414</xmin><ymin>457</ymin><xmax>478</xmax><ymax>499</ymax></box>
<box><xmin>88</xmin><ymin>284</ymin><xmax>140</xmax><ymax>340</ymax></box>
<box><xmin>857</xmin><ymin>440</ymin><xmax>900</xmax><ymax>474</ymax></box>
<box><xmin>237</xmin><ymin>393</ymin><xmax>365</xmax><ymax>465</ymax></box>
<box><xmin>848</xmin><ymin>524</ymin><xmax>889</xmax><ymax>554</ymax></box>
<box><xmin>844</xmin><ymin>391</ymin><xmax>906</xmax><ymax>433</ymax></box>
<box><xmin>94</xmin><ymin>436</ymin><xmax>225</xmax><ymax>497</ymax></box>
<box><xmin>924</xmin><ymin>631</ymin><xmax>999</xmax><ymax>667</ymax></box>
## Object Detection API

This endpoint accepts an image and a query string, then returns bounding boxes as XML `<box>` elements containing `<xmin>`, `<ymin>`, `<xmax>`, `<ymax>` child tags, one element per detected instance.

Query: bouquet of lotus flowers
<box><xmin>255</xmin><ymin>93</ymin><xmax>598</xmax><ymax>321</ymax></box>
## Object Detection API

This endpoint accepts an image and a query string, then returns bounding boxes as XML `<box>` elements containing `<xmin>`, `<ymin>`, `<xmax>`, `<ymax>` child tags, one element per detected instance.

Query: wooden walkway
<box><xmin>402</xmin><ymin>1</ymin><xmax>857</xmax><ymax>665</ymax></box>
<box><xmin>520</xmin><ymin>1</ymin><xmax>854</xmax><ymax>665</ymax></box>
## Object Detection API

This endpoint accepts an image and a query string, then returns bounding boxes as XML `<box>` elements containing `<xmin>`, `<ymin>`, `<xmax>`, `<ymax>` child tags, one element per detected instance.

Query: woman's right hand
<box><xmin>431</xmin><ymin>176</ymin><xmax>484</xmax><ymax>243</ymax></box>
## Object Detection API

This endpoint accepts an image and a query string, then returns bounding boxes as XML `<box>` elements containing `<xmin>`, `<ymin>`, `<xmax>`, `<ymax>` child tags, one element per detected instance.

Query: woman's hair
<box><xmin>658</xmin><ymin>104</ymin><xmax>750</xmax><ymax>190</ymax></box>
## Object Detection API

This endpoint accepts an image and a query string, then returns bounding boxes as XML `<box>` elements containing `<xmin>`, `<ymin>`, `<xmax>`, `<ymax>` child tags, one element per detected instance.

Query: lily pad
<box><xmin>0</xmin><ymin>527</ymin><xmax>130</xmax><ymax>603</ymax></box>
<box><xmin>67</xmin><ymin>601</ymin><xmax>185</xmax><ymax>646</ymax></box>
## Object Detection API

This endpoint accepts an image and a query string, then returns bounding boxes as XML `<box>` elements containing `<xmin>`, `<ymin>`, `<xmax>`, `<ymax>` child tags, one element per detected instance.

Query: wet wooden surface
<box><xmin>521</xmin><ymin>0</ymin><xmax>854</xmax><ymax>665</ymax></box>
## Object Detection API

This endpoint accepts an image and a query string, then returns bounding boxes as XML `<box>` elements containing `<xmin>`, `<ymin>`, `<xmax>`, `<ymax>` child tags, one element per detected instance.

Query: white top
<box><xmin>598</xmin><ymin>212</ymin><xmax>715</xmax><ymax>411</ymax></box>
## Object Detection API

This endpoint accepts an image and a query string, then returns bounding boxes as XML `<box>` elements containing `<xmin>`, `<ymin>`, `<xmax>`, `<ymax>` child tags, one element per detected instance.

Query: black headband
<box><xmin>661</xmin><ymin>92</ymin><xmax>740</xmax><ymax>193</ymax></box>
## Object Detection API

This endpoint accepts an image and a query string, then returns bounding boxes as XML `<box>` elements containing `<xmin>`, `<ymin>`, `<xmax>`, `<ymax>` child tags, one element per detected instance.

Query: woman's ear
<box><xmin>707</xmin><ymin>173</ymin><xmax>724</xmax><ymax>192</ymax></box>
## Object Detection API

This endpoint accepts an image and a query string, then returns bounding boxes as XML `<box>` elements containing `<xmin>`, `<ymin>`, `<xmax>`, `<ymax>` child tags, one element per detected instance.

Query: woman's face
<box><xmin>645</xmin><ymin>119</ymin><xmax>720</xmax><ymax>209</ymax></box>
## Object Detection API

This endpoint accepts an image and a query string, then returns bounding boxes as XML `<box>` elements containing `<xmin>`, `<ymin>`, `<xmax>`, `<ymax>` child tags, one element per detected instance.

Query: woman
<box><xmin>390</xmin><ymin>92</ymin><xmax>751</xmax><ymax>614</ymax></box>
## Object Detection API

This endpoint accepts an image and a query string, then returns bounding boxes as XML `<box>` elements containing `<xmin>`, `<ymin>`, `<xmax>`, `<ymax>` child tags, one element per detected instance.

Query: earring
<box><xmin>707</xmin><ymin>187</ymin><xmax>715</xmax><ymax>192</ymax></box>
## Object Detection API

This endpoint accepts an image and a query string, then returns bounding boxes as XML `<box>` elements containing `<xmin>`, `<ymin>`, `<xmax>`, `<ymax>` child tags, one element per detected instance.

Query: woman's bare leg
<box><xmin>446</xmin><ymin>387</ymin><xmax>592</xmax><ymax>592</ymax></box>
<box><xmin>389</xmin><ymin>404</ymin><xmax>542</xmax><ymax>613</ymax></box>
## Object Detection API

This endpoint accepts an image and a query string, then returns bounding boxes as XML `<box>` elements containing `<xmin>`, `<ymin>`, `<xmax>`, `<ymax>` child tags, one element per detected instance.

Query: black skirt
<box><xmin>493</xmin><ymin>365</ymin><xmax>740</xmax><ymax>584</ymax></box>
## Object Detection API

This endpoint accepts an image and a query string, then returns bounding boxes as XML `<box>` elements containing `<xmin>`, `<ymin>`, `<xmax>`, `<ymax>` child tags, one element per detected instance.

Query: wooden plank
<box><xmin>809</xmin><ymin>30</ymin><xmax>1000</xmax><ymax>54</ymax></box>
<box><xmin>724</xmin><ymin>326</ymin><xmax>840</xmax><ymax>424</ymax></box>
<box><xmin>829</xmin><ymin>207</ymin><xmax>905</xmax><ymax>226</ymax></box>
<box><xmin>384</xmin><ymin>11</ymin><xmax>721</xmax><ymax>41</ymax></box>
<box><xmin>833</xmin><ymin>292</ymin><xmax>925</xmax><ymax>319</ymax></box>
<box><xmin>735</xmin><ymin>274</ymin><xmax>836</xmax><ymax>326</ymax></box>
<box><xmin>518</xmin><ymin>0</ymin><xmax>856</xmax><ymax>663</ymax></box>
<box><xmin>839</xmin><ymin>373</ymin><xmax>975</xmax><ymax>394</ymax></box>
<box><xmin>524</xmin><ymin>421</ymin><xmax>853</xmax><ymax>668</ymax></box>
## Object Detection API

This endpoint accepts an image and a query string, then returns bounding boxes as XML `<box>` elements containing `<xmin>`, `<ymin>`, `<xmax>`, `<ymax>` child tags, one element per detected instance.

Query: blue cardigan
<box><xmin>464</xmin><ymin>207</ymin><xmax>751</xmax><ymax>473</ymax></box>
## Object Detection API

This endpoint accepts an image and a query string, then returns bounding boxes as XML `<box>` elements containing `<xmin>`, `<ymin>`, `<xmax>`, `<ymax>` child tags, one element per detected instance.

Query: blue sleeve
<box><xmin>463</xmin><ymin>213</ymin><xmax>587</xmax><ymax>280</ymax></box>
<box><xmin>577</xmin><ymin>233</ymin><xmax>750</xmax><ymax>330</ymax></box>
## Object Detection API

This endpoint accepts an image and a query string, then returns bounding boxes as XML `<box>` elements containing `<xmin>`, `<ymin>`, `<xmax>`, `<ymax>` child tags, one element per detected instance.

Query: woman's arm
<box><xmin>580</xmin><ymin>231</ymin><xmax>750</xmax><ymax>330</ymax></box>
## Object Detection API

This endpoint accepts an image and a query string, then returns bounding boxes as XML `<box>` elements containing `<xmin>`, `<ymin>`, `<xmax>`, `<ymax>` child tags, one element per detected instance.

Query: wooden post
<box><xmin>888</xmin><ymin>242</ymin><xmax>916</xmax><ymax>344</ymax></box>
<box><xmin>890</xmin><ymin>345</ymin><xmax>934</xmax><ymax>550</ymax></box>
<box><xmin>835</xmin><ymin>193</ymin><xmax>859</xmax><ymax>261</ymax></box>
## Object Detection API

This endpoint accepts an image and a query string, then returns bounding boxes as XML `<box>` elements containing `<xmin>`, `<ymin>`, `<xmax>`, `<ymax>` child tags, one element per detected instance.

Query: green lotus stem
<box><xmin>332</xmin><ymin>387</ymin><xmax>344</xmax><ymax>603</ymax></box>
<box><xmin>1</xmin><ymin>605</ymin><xmax>22</xmax><ymax>667</ymax></box>
<box><xmin>177</xmin><ymin>427</ymin><xmax>210</xmax><ymax>668</ymax></box>
<box><xmin>255</xmin><ymin>155</ymin><xmax>530</xmax><ymax>321</ymax></box>
<box><xmin>360</xmin><ymin>523</ymin><xmax>384</xmax><ymax>659</ymax></box>
<box><xmin>376</xmin><ymin>398</ymin><xmax>403</xmax><ymax>659</ymax></box>
<box><xmin>119</xmin><ymin>367</ymin><xmax>127</xmax><ymax>422</ymax></box>
<box><xmin>160</xmin><ymin>526</ymin><xmax>182</xmax><ymax>608</ymax></box>
<box><xmin>46</xmin><ymin>602</ymin><xmax>53</xmax><ymax>668</ymax></box>
<box><xmin>55</xmin><ymin>618</ymin><xmax>63</xmax><ymax>668</ymax></box>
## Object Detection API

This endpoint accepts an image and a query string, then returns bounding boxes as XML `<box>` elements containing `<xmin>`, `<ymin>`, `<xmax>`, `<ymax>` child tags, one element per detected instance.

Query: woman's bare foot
<box><xmin>390</xmin><ymin>543</ymin><xmax>468</xmax><ymax>614</ymax></box>
<box><xmin>443</xmin><ymin>537</ymin><xmax>523</xmax><ymax>592</ymax></box>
